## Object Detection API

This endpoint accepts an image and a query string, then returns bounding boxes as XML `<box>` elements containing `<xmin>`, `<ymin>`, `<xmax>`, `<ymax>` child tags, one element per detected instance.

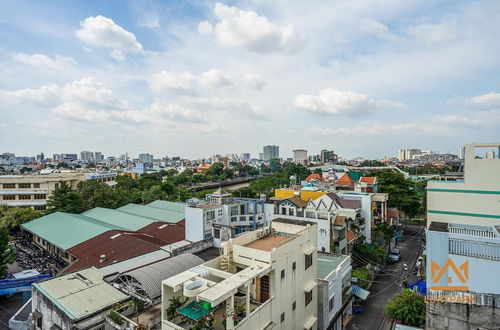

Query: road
<box><xmin>346</xmin><ymin>225</ymin><xmax>424</xmax><ymax>330</ymax></box>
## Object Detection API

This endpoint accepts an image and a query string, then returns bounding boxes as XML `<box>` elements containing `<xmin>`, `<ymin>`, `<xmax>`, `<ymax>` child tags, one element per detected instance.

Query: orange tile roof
<box><xmin>337</xmin><ymin>173</ymin><xmax>355</xmax><ymax>186</ymax></box>
<box><xmin>360</xmin><ymin>176</ymin><xmax>377</xmax><ymax>184</ymax></box>
<box><xmin>347</xmin><ymin>229</ymin><xmax>357</xmax><ymax>243</ymax></box>
<box><xmin>305</xmin><ymin>173</ymin><xmax>322</xmax><ymax>181</ymax></box>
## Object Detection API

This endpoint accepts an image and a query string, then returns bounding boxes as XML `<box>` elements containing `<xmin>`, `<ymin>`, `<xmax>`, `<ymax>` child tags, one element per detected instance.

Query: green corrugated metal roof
<box><xmin>147</xmin><ymin>200</ymin><xmax>186</xmax><ymax>213</ymax></box>
<box><xmin>317</xmin><ymin>255</ymin><xmax>348</xmax><ymax>279</ymax></box>
<box><xmin>34</xmin><ymin>267</ymin><xmax>129</xmax><ymax>320</ymax></box>
<box><xmin>21</xmin><ymin>212</ymin><xmax>125</xmax><ymax>250</ymax></box>
<box><xmin>82</xmin><ymin>207</ymin><xmax>157</xmax><ymax>230</ymax></box>
<box><xmin>118</xmin><ymin>203</ymin><xmax>185</xmax><ymax>223</ymax></box>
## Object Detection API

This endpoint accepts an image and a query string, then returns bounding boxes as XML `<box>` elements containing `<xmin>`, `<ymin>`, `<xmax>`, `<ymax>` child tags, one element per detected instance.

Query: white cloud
<box><xmin>75</xmin><ymin>15</ymin><xmax>144</xmax><ymax>58</ymax></box>
<box><xmin>447</xmin><ymin>92</ymin><xmax>500</xmax><ymax>108</ymax></box>
<box><xmin>150</xmin><ymin>69</ymin><xmax>233</xmax><ymax>93</ymax></box>
<box><xmin>294</xmin><ymin>89</ymin><xmax>376</xmax><ymax>117</ymax></box>
<box><xmin>185</xmin><ymin>96</ymin><xmax>261</xmax><ymax>118</ymax></box>
<box><xmin>60</xmin><ymin>77</ymin><xmax>128</xmax><ymax>110</ymax></box>
<box><xmin>359</xmin><ymin>18</ymin><xmax>397</xmax><ymax>40</ymax></box>
<box><xmin>242</xmin><ymin>74</ymin><xmax>266</xmax><ymax>90</ymax></box>
<box><xmin>207</xmin><ymin>2</ymin><xmax>302</xmax><ymax>54</ymax></box>
<box><xmin>150</xmin><ymin>71</ymin><xmax>198</xmax><ymax>93</ymax></box>
<box><xmin>197</xmin><ymin>21</ymin><xmax>213</xmax><ymax>34</ymax></box>
<box><xmin>13</xmin><ymin>53</ymin><xmax>76</xmax><ymax>71</ymax></box>
<box><xmin>0</xmin><ymin>84</ymin><xmax>60</xmax><ymax>107</ymax></box>
<box><xmin>407</xmin><ymin>22</ymin><xmax>456</xmax><ymax>44</ymax></box>
<box><xmin>200</xmin><ymin>69</ymin><xmax>233</xmax><ymax>88</ymax></box>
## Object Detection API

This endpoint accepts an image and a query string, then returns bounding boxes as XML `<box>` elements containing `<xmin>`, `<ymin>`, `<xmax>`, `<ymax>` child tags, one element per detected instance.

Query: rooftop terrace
<box><xmin>243</xmin><ymin>234</ymin><xmax>294</xmax><ymax>252</ymax></box>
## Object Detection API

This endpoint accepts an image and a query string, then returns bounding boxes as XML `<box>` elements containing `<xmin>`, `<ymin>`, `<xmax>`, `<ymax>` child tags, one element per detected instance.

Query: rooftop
<box><xmin>33</xmin><ymin>267</ymin><xmax>129</xmax><ymax>321</ymax></box>
<box><xmin>21</xmin><ymin>212</ymin><xmax>126</xmax><ymax>250</ymax></box>
<box><xmin>64</xmin><ymin>230</ymin><xmax>169</xmax><ymax>273</ymax></box>
<box><xmin>137</xmin><ymin>221</ymin><xmax>185</xmax><ymax>243</ymax></box>
<box><xmin>317</xmin><ymin>254</ymin><xmax>349</xmax><ymax>279</ymax></box>
<box><xmin>117</xmin><ymin>203</ymin><xmax>184</xmax><ymax>223</ymax></box>
<box><xmin>243</xmin><ymin>234</ymin><xmax>294</xmax><ymax>252</ymax></box>
<box><xmin>82</xmin><ymin>207</ymin><xmax>157</xmax><ymax>231</ymax></box>
<box><xmin>147</xmin><ymin>200</ymin><xmax>186</xmax><ymax>213</ymax></box>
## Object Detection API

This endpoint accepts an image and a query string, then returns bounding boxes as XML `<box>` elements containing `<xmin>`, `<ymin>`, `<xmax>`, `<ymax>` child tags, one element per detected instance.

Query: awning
<box><xmin>304</xmin><ymin>316</ymin><xmax>317</xmax><ymax>329</ymax></box>
<box><xmin>353</xmin><ymin>285</ymin><xmax>370</xmax><ymax>300</ymax></box>
<box><xmin>304</xmin><ymin>281</ymin><xmax>317</xmax><ymax>292</ymax></box>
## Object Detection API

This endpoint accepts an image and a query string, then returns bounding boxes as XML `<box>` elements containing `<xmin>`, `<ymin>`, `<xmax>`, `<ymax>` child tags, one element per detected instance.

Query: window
<box><xmin>3</xmin><ymin>195</ymin><xmax>15</xmax><ymax>200</ymax></box>
<box><xmin>33</xmin><ymin>183</ymin><xmax>40</xmax><ymax>188</ymax></box>
<box><xmin>329</xmin><ymin>297</ymin><xmax>334</xmax><ymax>312</ymax></box>
<box><xmin>293</xmin><ymin>261</ymin><xmax>296</xmax><ymax>271</ymax></box>
<box><xmin>214</xmin><ymin>228</ymin><xmax>220</xmax><ymax>239</ymax></box>
<box><xmin>18</xmin><ymin>183</ymin><xmax>31</xmax><ymax>188</ymax></box>
<box><xmin>34</xmin><ymin>194</ymin><xmax>46</xmax><ymax>199</ymax></box>
<box><xmin>19</xmin><ymin>195</ymin><xmax>31</xmax><ymax>200</ymax></box>
<box><xmin>305</xmin><ymin>290</ymin><xmax>312</xmax><ymax>306</ymax></box>
<box><xmin>34</xmin><ymin>205</ymin><xmax>46</xmax><ymax>211</ymax></box>
<box><xmin>305</xmin><ymin>253</ymin><xmax>313</xmax><ymax>270</ymax></box>
<box><xmin>3</xmin><ymin>183</ymin><xmax>15</xmax><ymax>189</ymax></box>
<box><xmin>292</xmin><ymin>301</ymin><xmax>296</xmax><ymax>311</ymax></box>
<box><xmin>36</xmin><ymin>315</ymin><xmax>42</xmax><ymax>329</ymax></box>
<box><xmin>281</xmin><ymin>269</ymin><xmax>285</xmax><ymax>279</ymax></box>
<box><xmin>63</xmin><ymin>252</ymin><xmax>69</xmax><ymax>259</ymax></box>
<box><xmin>231</xmin><ymin>216</ymin><xmax>237</xmax><ymax>222</ymax></box>
<box><xmin>281</xmin><ymin>313</ymin><xmax>285</xmax><ymax>323</ymax></box>
<box><xmin>54</xmin><ymin>183</ymin><xmax>59</xmax><ymax>189</ymax></box>
<box><xmin>205</xmin><ymin>210</ymin><xmax>215</xmax><ymax>221</ymax></box>
<box><xmin>230</xmin><ymin>206</ymin><xmax>238</xmax><ymax>216</ymax></box>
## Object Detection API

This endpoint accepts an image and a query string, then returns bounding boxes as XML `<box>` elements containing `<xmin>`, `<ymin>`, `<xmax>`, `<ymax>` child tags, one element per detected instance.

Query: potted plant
<box><xmin>106</xmin><ymin>309</ymin><xmax>125</xmax><ymax>330</ymax></box>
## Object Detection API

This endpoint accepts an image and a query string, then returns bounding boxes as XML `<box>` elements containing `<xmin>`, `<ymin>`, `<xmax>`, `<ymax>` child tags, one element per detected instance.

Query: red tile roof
<box><xmin>360</xmin><ymin>176</ymin><xmax>377</xmax><ymax>184</ymax></box>
<box><xmin>337</xmin><ymin>173</ymin><xmax>355</xmax><ymax>186</ymax></box>
<box><xmin>305</xmin><ymin>173</ymin><xmax>322</xmax><ymax>181</ymax></box>
<box><xmin>347</xmin><ymin>229</ymin><xmax>357</xmax><ymax>243</ymax></box>
<box><xmin>65</xmin><ymin>230</ymin><xmax>168</xmax><ymax>273</ymax></box>
<box><xmin>326</xmin><ymin>193</ymin><xmax>361</xmax><ymax>209</ymax></box>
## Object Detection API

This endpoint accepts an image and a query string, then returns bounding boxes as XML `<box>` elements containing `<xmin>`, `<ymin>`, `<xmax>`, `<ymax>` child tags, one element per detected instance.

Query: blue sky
<box><xmin>1</xmin><ymin>0</ymin><xmax>499</xmax><ymax>159</ymax></box>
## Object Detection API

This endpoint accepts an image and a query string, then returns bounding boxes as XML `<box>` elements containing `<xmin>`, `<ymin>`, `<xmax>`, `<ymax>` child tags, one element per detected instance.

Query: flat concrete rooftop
<box><xmin>244</xmin><ymin>234</ymin><xmax>294</xmax><ymax>252</ymax></box>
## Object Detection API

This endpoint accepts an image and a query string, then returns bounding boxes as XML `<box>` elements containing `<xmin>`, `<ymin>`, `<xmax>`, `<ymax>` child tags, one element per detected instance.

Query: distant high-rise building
<box><xmin>80</xmin><ymin>151</ymin><xmax>94</xmax><ymax>162</ymax></box>
<box><xmin>241</xmin><ymin>153</ymin><xmax>251</xmax><ymax>161</ymax></box>
<box><xmin>293</xmin><ymin>149</ymin><xmax>308</xmax><ymax>164</ymax></box>
<box><xmin>138</xmin><ymin>153</ymin><xmax>154</xmax><ymax>164</ymax></box>
<box><xmin>36</xmin><ymin>152</ymin><xmax>45</xmax><ymax>162</ymax></box>
<box><xmin>53</xmin><ymin>154</ymin><xmax>62</xmax><ymax>161</ymax></box>
<box><xmin>398</xmin><ymin>148</ymin><xmax>422</xmax><ymax>161</ymax></box>
<box><xmin>94</xmin><ymin>152</ymin><xmax>103</xmax><ymax>162</ymax></box>
<box><xmin>61</xmin><ymin>153</ymin><xmax>77</xmax><ymax>162</ymax></box>
<box><xmin>459</xmin><ymin>146</ymin><xmax>465</xmax><ymax>159</ymax></box>
<box><xmin>263</xmin><ymin>145</ymin><xmax>279</xmax><ymax>160</ymax></box>
<box><xmin>486</xmin><ymin>151</ymin><xmax>496</xmax><ymax>159</ymax></box>
<box><xmin>320</xmin><ymin>149</ymin><xmax>338</xmax><ymax>163</ymax></box>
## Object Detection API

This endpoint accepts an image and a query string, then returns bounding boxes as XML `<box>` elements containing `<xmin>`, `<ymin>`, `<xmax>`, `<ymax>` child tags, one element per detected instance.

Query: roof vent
<box><xmin>99</xmin><ymin>254</ymin><xmax>106</xmax><ymax>263</ymax></box>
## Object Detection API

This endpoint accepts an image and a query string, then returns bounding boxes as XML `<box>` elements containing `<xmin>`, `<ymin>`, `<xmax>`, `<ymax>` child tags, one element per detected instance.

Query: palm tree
<box><xmin>128</xmin><ymin>297</ymin><xmax>145</xmax><ymax>324</ymax></box>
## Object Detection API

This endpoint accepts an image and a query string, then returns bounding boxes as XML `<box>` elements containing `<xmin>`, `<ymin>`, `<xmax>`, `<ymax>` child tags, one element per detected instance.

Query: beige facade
<box><xmin>427</xmin><ymin>143</ymin><xmax>500</xmax><ymax>227</ymax></box>
<box><xmin>161</xmin><ymin>218</ymin><xmax>318</xmax><ymax>330</ymax></box>
<box><xmin>0</xmin><ymin>172</ymin><xmax>116</xmax><ymax>210</ymax></box>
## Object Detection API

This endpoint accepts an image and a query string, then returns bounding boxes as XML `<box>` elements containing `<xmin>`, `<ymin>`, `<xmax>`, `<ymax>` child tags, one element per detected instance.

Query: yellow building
<box><xmin>0</xmin><ymin>172</ymin><xmax>116</xmax><ymax>210</ymax></box>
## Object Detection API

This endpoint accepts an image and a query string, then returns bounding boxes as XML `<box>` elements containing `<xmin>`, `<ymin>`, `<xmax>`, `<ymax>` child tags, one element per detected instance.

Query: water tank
<box><xmin>183</xmin><ymin>280</ymin><xmax>208</xmax><ymax>297</ymax></box>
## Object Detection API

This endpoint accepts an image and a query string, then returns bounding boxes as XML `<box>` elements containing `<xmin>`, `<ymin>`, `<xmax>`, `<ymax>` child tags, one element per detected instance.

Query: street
<box><xmin>347</xmin><ymin>225</ymin><xmax>424</xmax><ymax>330</ymax></box>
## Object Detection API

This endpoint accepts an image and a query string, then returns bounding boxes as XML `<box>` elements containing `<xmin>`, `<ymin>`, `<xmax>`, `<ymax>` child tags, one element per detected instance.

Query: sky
<box><xmin>1</xmin><ymin>0</ymin><xmax>500</xmax><ymax>160</ymax></box>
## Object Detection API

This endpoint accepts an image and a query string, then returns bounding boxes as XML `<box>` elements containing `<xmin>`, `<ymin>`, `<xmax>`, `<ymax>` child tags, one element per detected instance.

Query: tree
<box><xmin>206</xmin><ymin>162</ymin><xmax>224</xmax><ymax>176</ymax></box>
<box><xmin>0</xmin><ymin>207</ymin><xmax>42</xmax><ymax>231</ymax></box>
<box><xmin>78</xmin><ymin>181</ymin><xmax>119</xmax><ymax>209</ymax></box>
<box><xmin>128</xmin><ymin>297</ymin><xmax>145</xmax><ymax>324</ymax></box>
<box><xmin>352</xmin><ymin>267</ymin><xmax>371</xmax><ymax>289</ymax></box>
<box><xmin>385</xmin><ymin>289</ymin><xmax>426</xmax><ymax>328</ymax></box>
<box><xmin>141</xmin><ymin>185</ymin><xmax>167</xmax><ymax>203</ymax></box>
<box><xmin>0</xmin><ymin>228</ymin><xmax>14</xmax><ymax>278</ymax></box>
<box><xmin>46</xmin><ymin>181</ymin><xmax>85</xmax><ymax>214</ymax></box>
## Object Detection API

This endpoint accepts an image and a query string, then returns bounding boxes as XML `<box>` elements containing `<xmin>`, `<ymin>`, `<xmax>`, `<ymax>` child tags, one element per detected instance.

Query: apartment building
<box><xmin>185</xmin><ymin>189</ymin><xmax>274</xmax><ymax>246</ymax></box>
<box><xmin>426</xmin><ymin>143</ymin><xmax>500</xmax><ymax>329</ymax></box>
<box><xmin>161</xmin><ymin>218</ymin><xmax>318</xmax><ymax>330</ymax></box>
<box><xmin>262</xmin><ymin>145</ymin><xmax>279</xmax><ymax>161</ymax></box>
<box><xmin>317</xmin><ymin>254</ymin><xmax>353</xmax><ymax>330</ymax></box>
<box><xmin>293</xmin><ymin>149</ymin><xmax>308</xmax><ymax>164</ymax></box>
<box><xmin>0</xmin><ymin>172</ymin><xmax>116</xmax><ymax>210</ymax></box>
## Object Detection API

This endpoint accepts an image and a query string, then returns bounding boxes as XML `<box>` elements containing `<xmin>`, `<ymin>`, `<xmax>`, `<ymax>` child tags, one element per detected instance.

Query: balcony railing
<box><xmin>449</xmin><ymin>238</ymin><xmax>500</xmax><ymax>260</ymax></box>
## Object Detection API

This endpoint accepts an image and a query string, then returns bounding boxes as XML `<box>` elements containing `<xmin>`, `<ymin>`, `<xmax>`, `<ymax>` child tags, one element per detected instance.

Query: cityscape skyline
<box><xmin>1</xmin><ymin>1</ymin><xmax>500</xmax><ymax>159</ymax></box>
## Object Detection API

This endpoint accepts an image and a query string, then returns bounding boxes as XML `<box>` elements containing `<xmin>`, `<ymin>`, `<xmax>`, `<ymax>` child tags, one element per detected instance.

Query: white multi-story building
<box><xmin>185</xmin><ymin>189</ymin><xmax>274</xmax><ymax>247</ymax></box>
<box><xmin>317</xmin><ymin>254</ymin><xmax>354</xmax><ymax>330</ymax></box>
<box><xmin>161</xmin><ymin>218</ymin><xmax>319</xmax><ymax>330</ymax></box>
<box><xmin>426</xmin><ymin>142</ymin><xmax>500</xmax><ymax>329</ymax></box>
<box><xmin>263</xmin><ymin>145</ymin><xmax>279</xmax><ymax>161</ymax></box>
<box><xmin>80</xmin><ymin>151</ymin><xmax>94</xmax><ymax>162</ymax></box>
<box><xmin>293</xmin><ymin>149</ymin><xmax>308</xmax><ymax>164</ymax></box>
<box><xmin>397</xmin><ymin>148</ymin><xmax>421</xmax><ymax>161</ymax></box>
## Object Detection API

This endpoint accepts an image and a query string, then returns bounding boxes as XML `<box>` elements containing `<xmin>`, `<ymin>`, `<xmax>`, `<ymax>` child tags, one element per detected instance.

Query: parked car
<box><xmin>388</xmin><ymin>248</ymin><xmax>401</xmax><ymax>263</ymax></box>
